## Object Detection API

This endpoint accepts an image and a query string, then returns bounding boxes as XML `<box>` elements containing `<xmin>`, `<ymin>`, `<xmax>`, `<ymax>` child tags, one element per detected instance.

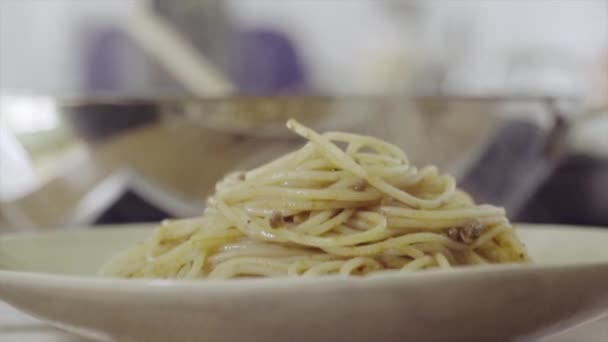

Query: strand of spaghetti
<box><xmin>221</xmin><ymin>202</ymin><xmax>389</xmax><ymax>249</ymax></box>
<box><xmin>222</xmin><ymin>170</ymin><xmax>351</xmax><ymax>196</ymax></box>
<box><xmin>296</xmin><ymin>157</ymin><xmax>333</xmax><ymax>171</ymax></box>
<box><xmin>344</xmin><ymin>216</ymin><xmax>377</xmax><ymax>231</ymax></box>
<box><xmin>302</xmin><ymin>261</ymin><xmax>346</xmax><ymax>276</ymax></box>
<box><xmin>259</xmin><ymin>170</ymin><xmax>345</xmax><ymax>184</ymax></box>
<box><xmin>288</xmin><ymin>260</ymin><xmax>319</xmax><ymax>276</ymax></box>
<box><xmin>380</xmin><ymin>205</ymin><xmax>505</xmax><ymax>220</ymax></box>
<box><xmin>242</xmin><ymin>199</ymin><xmax>379</xmax><ymax>214</ymax></box>
<box><xmin>402</xmin><ymin>256</ymin><xmax>435</xmax><ymax>271</ymax></box>
<box><xmin>383</xmin><ymin>245</ymin><xmax>425</xmax><ymax>259</ymax></box>
<box><xmin>292</xmin><ymin>210</ymin><xmax>336</xmax><ymax>231</ymax></box>
<box><xmin>324</xmin><ymin>132</ymin><xmax>409</xmax><ymax>163</ymax></box>
<box><xmin>364</xmin><ymin>165</ymin><xmax>414</xmax><ymax>178</ymax></box>
<box><xmin>346</xmin><ymin>140</ymin><xmax>362</xmax><ymax>155</ymax></box>
<box><xmin>334</xmin><ymin>225</ymin><xmax>361</xmax><ymax>235</ymax></box>
<box><xmin>471</xmin><ymin>224</ymin><xmax>510</xmax><ymax>248</ymax></box>
<box><xmin>98</xmin><ymin>242</ymin><xmax>149</xmax><ymax>277</ymax></box>
<box><xmin>215</xmin><ymin>199</ymin><xmax>282</xmax><ymax>242</ymax></box>
<box><xmin>434</xmin><ymin>253</ymin><xmax>451</xmax><ymax>269</ymax></box>
<box><xmin>208</xmin><ymin>258</ymin><xmax>291</xmax><ymax>279</ymax></box>
<box><xmin>176</xmin><ymin>262</ymin><xmax>192</xmax><ymax>278</ymax></box>
<box><xmin>185</xmin><ymin>251</ymin><xmax>206</xmax><ymax>278</ymax></box>
<box><xmin>287</xmin><ymin>119</ymin><xmax>368</xmax><ymax>178</ymax></box>
<box><xmin>209</xmin><ymin>244</ymin><xmax>320</xmax><ymax>265</ymax></box>
<box><xmin>265</xmin><ymin>211</ymin><xmax>389</xmax><ymax>248</ymax></box>
<box><xmin>289</xmin><ymin>120</ymin><xmax>455</xmax><ymax>209</ymax></box>
<box><xmin>246</xmin><ymin>142</ymin><xmax>316</xmax><ymax>180</ymax></box>
<box><xmin>384</xmin><ymin>175</ymin><xmax>428</xmax><ymax>190</ymax></box>
<box><xmin>190</xmin><ymin>230</ymin><xmax>243</xmax><ymax>249</ymax></box>
<box><xmin>368</xmin><ymin>175</ymin><xmax>456</xmax><ymax>209</ymax></box>
<box><xmin>141</xmin><ymin>240</ymin><xmax>195</xmax><ymax>277</ymax></box>
<box><xmin>324</xmin><ymin>232</ymin><xmax>466</xmax><ymax>257</ymax></box>
<box><xmin>156</xmin><ymin>218</ymin><xmax>203</xmax><ymax>240</ymax></box>
<box><xmin>219</xmin><ymin>185</ymin><xmax>382</xmax><ymax>202</ymax></box>
<box><xmin>378</xmin><ymin>255</ymin><xmax>411</xmax><ymax>268</ymax></box>
<box><xmin>420</xmin><ymin>244</ymin><xmax>457</xmax><ymax>264</ymax></box>
<box><xmin>353</xmin><ymin>153</ymin><xmax>403</xmax><ymax>166</ymax></box>
<box><xmin>339</xmin><ymin>257</ymin><xmax>382</xmax><ymax>275</ymax></box>
<box><xmin>440</xmin><ymin>191</ymin><xmax>475</xmax><ymax>209</ymax></box>
<box><xmin>387</xmin><ymin>216</ymin><xmax>505</xmax><ymax>230</ymax></box>
<box><xmin>497</xmin><ymin>230</ymin><xmax>527</xmax><ymax>254</ymax></box>
<box><xmin>466</xmin><ymin>250</ymin><xmax>489</xmax><ymax>265</ymax></box>
<box><xmin>285</xmin><ymin>255</ymin><xmax>341</xmax><ymax>276</ymax></box>
<box><xmin>295</xmin><ymin>209</ymin><xmax>354</xmax><ymax>235</ymax></box>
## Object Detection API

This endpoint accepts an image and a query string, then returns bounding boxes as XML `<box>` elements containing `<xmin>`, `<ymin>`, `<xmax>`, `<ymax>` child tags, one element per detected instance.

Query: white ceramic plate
<box><xmin>1</xmin><ymin>224</ymin><xmax>608</xmax><ymax>342</ymax></box>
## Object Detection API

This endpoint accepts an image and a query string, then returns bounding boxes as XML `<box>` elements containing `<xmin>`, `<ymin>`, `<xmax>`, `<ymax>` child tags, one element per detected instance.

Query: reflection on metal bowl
<box><xmin>3</xmin><ymin>96</ymin><xmax>604</xmax><ymax>231</ymax></box>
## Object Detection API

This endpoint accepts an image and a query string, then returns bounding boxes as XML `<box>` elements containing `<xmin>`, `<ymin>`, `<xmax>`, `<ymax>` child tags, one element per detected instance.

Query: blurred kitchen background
<box><xmin>0</xmin><ymin>0</ymin><xmax>607</xmax><ymax>232</ymax></box>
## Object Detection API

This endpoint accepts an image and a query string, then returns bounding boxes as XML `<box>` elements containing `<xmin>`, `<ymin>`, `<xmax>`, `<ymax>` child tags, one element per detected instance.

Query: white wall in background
<box><xmin>0</xmin><ymin>0</ymin><xmax>142</xmax><ymax>96</ymax></box>
<box><xmin>0</xmin><ymin>0</ymin><xmax>606</xmax><ymax>96</ymax></box>
<box><xmin>229</xmin><ymin>0</ymin><xmax>608</xmax><ymax>95</ymax></box>
<box><xmin>228</xmin><ymin>0</ymin><xmax>415</xmax><ymax>93</ymax></box>
<box><xmin>422</xmin><ymin>0</ymin><xmax>608</xmax><ymax>95</ymax></box>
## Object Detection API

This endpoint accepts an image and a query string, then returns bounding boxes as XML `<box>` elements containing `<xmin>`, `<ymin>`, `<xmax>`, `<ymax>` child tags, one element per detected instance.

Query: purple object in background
<box><xmin>83</xmin><ymin>26</ymin><xmax>309</xmax><ymax>94</ymax></box>
<box><xmin>233</xmin><ymin>29</ymin><xmax>309</xmax><ymax>94</ymax></box>
<box><xmin>82</xmin><ymin>27</ymin><xmax>129</xmax><ymax>93</ymax></box>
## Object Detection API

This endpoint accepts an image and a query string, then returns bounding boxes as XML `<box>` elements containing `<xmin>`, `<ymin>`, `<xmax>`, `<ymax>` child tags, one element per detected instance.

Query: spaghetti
<box><xmin>99</xmin><ymin>119</ymin><xmax>529</xmax><ymax>279</ymax></box>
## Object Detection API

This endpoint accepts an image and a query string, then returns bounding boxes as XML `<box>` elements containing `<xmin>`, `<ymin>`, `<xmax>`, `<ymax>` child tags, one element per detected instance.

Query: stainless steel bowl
<box><xmin>3</xmin><ymin>95</ymin><xmax>601</xmax><ymax>231</ymax></box>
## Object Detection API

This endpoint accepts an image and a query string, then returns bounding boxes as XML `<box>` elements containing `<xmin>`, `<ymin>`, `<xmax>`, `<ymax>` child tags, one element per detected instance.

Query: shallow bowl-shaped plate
<box><xmin>1</xmin><ymin>224</ymin><xmax>608</xmax><ymax>342</ymax></box>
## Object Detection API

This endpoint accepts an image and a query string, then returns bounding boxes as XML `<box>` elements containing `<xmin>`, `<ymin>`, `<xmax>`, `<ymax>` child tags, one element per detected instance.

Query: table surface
<box><xmin>2</xmin><ymin>301</ymin><xmax>607</xmax><ymax>342</ymax></box>
<box><xmin>1</xmin><ymin>302</ymin><xmax>91</xmax><ymax>341</ymax></box>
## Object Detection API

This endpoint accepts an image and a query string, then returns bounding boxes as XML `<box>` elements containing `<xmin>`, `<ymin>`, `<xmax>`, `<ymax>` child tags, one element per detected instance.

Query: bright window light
<box><xmin>0</xmin><ymin>95</ymin><xmax>60</xmax><ymax>134</ymax></box>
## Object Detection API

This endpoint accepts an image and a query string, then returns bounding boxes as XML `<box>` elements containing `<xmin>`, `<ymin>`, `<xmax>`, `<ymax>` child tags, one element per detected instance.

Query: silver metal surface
<box><xmin>3</xmin><ymin>95</ymin><xmax>602</xmax><ymax>231</ymax></box>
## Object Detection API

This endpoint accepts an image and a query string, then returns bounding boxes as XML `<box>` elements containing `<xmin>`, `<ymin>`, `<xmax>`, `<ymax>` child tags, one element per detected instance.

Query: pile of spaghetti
<box><xmin>100</xmin><ymin>119</ymin><xmax>529</xmax><ymax>279</ymax></box>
